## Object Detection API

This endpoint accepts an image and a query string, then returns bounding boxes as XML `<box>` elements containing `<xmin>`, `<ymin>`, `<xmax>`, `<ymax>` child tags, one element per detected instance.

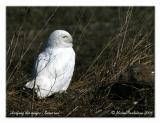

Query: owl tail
<box><xmin>25</xmin><ymin>80</ymin><xmax>35</xmax><ymax>89</ymax></box>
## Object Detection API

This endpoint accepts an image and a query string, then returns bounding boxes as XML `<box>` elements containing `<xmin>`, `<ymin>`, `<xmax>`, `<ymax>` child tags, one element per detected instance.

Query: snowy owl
<box><xmin>25</xmin><ymin>30</ymin><xmax>75</xmax><ymax>99</ymax></box>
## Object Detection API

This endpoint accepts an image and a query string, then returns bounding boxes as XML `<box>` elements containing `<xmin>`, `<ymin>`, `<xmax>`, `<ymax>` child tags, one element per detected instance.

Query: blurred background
<box><xmin>7</xmin><ymin>7</ymin><xmax>154</xmax><ymax>117</ymax></box>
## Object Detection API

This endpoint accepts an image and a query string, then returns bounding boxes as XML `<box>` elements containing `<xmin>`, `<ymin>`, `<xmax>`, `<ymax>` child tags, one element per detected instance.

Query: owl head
<box><xmin>47</xmin><ymin>30</ymin><xmax>73</xmax><ymax>48</ymax></box>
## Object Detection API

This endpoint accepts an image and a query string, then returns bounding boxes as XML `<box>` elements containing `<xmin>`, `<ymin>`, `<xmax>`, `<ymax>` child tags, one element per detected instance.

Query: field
<box><xmin>7</xmin><ymin>7</ymin><xmax>154</xmax><ymax>117</ymax></box>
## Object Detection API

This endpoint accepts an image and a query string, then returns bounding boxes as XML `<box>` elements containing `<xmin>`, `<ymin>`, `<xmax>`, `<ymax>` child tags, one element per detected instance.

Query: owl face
<box><xmin>48</xmin><ymin>30</ymin><xmax>73</xmax><ymax>48</ymax></box>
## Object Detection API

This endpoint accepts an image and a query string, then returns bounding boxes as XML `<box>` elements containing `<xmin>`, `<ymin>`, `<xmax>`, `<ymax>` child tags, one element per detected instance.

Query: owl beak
<box><xmin>68</xmin><ymin>36</ymin><xmax>73</xmax><ymax>43</ymax></box>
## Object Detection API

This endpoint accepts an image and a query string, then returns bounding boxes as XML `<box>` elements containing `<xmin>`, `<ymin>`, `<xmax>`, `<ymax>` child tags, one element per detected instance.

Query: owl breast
<box><xmin>45</xmin><ymin>48</ymin><xmax>75</xmax><ymax>92</ymax></box>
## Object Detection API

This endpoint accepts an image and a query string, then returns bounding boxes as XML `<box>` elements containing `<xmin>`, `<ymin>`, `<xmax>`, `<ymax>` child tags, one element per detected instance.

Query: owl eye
<box><xmin>62</xmin><ymin>35</ymin><xmax>68</xmax><ymax>38</ymax></box>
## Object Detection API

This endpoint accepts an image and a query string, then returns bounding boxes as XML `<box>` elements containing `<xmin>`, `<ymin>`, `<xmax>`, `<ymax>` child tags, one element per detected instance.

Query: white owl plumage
<box><xmin>25</xmin><ymin>30</ymin><xmax>75</xmax><ymax>99</ymax></box>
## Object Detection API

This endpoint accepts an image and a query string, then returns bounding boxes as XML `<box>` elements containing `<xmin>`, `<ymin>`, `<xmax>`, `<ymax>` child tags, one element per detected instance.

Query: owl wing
<box><xmin>34</xmin><ymin>52</ymin><xmax>50</xmax><ymax>75</ymax></box>
<box><xmin>25</xmin><ymin>52</ymin><xmax>52</xmax><ymax>90</ymax></box>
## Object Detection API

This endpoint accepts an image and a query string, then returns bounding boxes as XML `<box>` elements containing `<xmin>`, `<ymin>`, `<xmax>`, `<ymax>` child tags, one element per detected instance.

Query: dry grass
<box><xmin>7</xmin><ymin>7</ymin><xmax>154</xmax><ymax>117</ymax></box>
